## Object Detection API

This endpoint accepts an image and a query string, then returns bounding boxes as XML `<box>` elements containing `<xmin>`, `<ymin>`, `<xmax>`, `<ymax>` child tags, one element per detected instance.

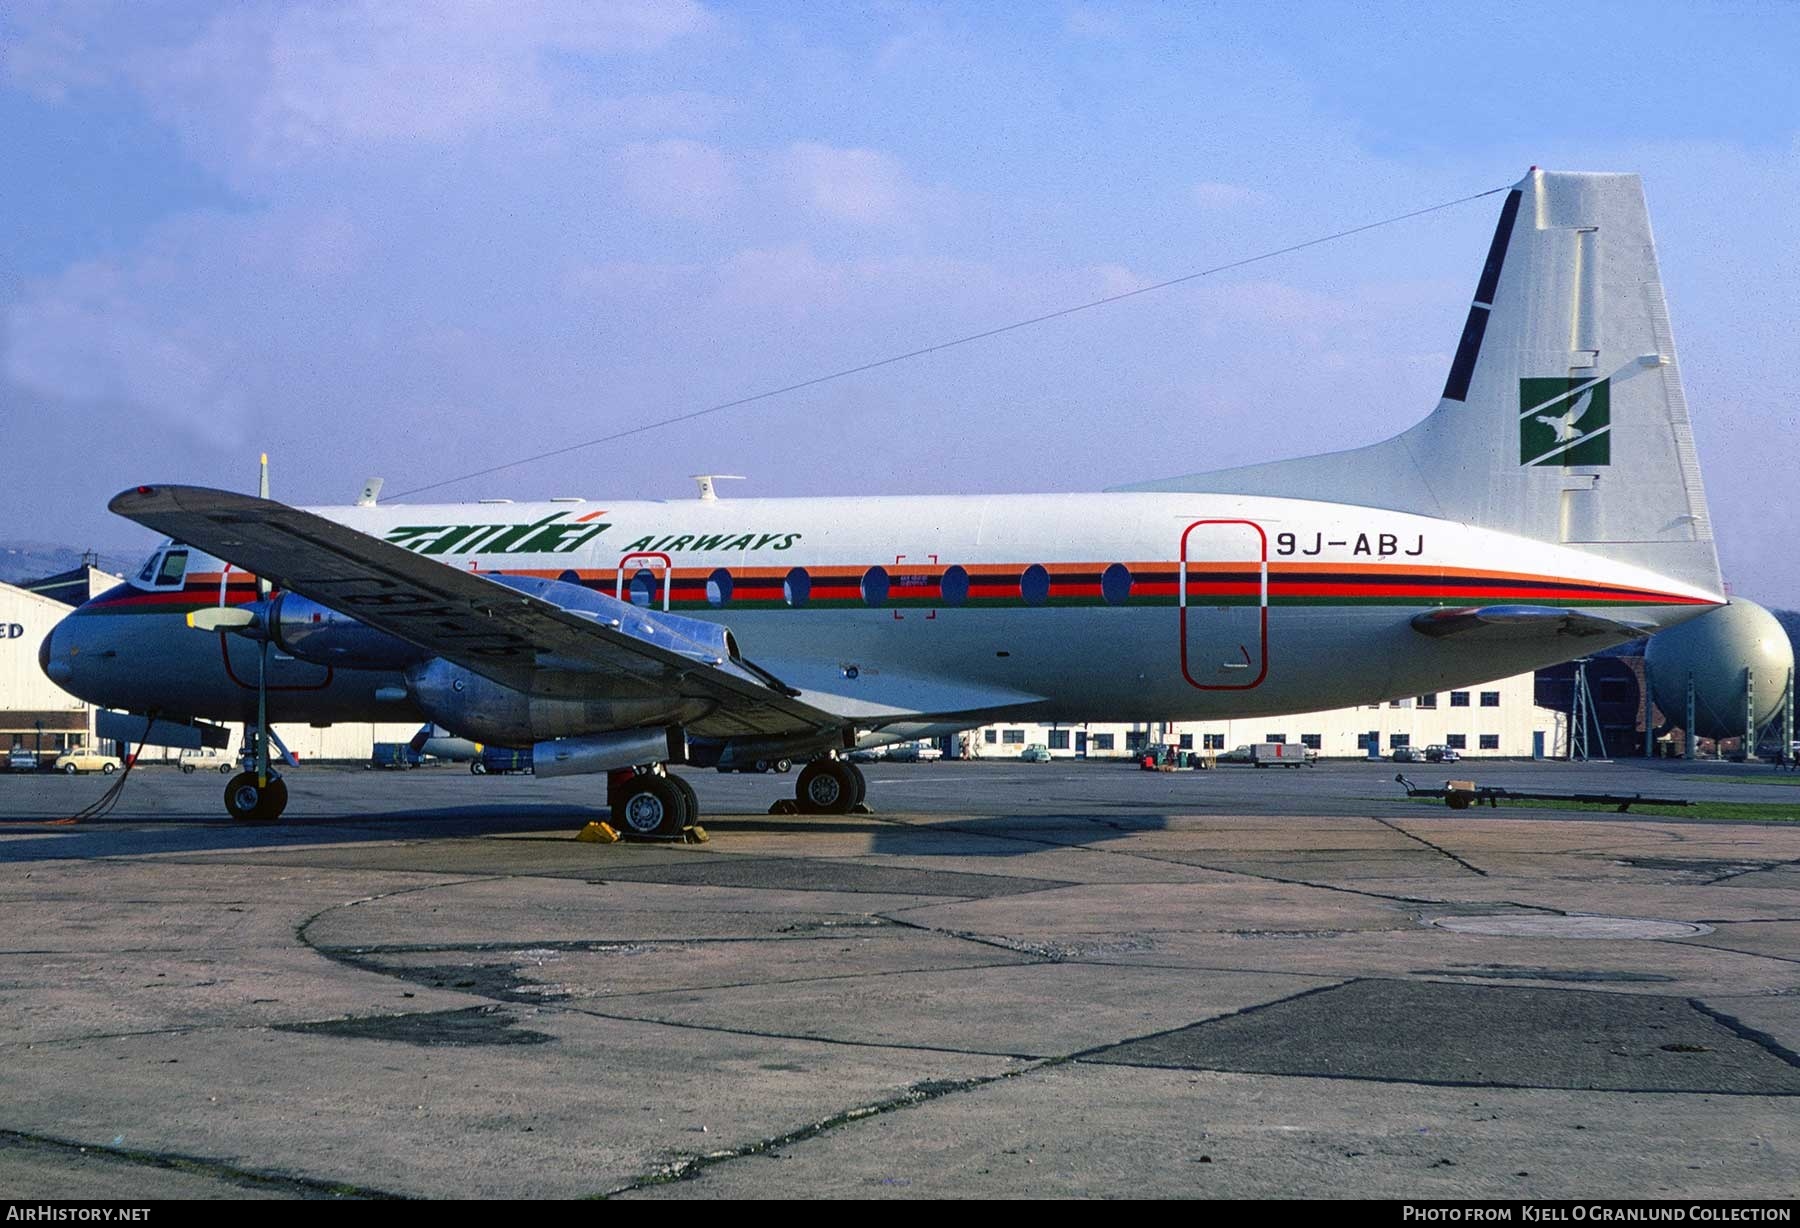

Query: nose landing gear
<box><xmin>224</xmin><ymin>771</ymin><xmax>287</xmax><ymax>822</ymax></box>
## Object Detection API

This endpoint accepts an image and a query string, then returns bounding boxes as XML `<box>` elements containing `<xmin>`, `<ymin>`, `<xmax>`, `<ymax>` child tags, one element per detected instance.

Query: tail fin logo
<box><xmin>1519</xmin><ymin>377</ymin><xmax>1611</xmax><ymax>467</ymax></box>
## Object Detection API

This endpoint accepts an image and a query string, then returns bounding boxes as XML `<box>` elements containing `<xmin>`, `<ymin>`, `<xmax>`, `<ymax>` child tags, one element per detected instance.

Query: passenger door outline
<box><xmin>1179</xmin><ymin>519</ymin><xmax>1268</xmax><ymax>690</ymax></box>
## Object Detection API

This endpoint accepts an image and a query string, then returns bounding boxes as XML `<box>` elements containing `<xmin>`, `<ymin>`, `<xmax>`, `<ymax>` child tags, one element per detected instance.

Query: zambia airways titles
<box><xmin>383</xmin><ymin>511</ymin><xmax>802</xmax><ymax>558</ymax></box>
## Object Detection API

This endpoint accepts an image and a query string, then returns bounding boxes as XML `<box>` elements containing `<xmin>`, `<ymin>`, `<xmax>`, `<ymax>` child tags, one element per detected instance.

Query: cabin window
<box><xmin>1019</xmin><ymin>564</ymin><xmax>1050</xmax><ymax>607</ymax></box>
<box><xmin>783</xmin><ymin>568</ymin><xmax>811</xmax><ymax>608</ymax></box>
<box><xmin>860</xmin><ymin>566</ymin><xmax>890</xmax><ymax>608</ymax></box>
<box><xmin>939</xmin><ymin>565</ymin><xmax>970</xmax><ymax>607</ymax></box>
<box><xmin>706</xmin><ymin>568</ymin><xmax>733</xmax><ymax>607</ymax></box>
<box><xmin>1100</xmin><ymin>562</ymin><xmax>1132</xmax><ymax>606</ymax></box>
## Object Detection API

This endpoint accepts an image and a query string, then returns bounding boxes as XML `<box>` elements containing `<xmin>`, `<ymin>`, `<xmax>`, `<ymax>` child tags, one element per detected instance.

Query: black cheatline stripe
<box><xmin>1440</xmin><ymin>305</ymin><xmax>1490</xmax><ymax>402</ymax></box>
<box><xmin>1473</xmin><ymin>189</ymin><xmax>1522</xmax><ymax>306</ymax></box>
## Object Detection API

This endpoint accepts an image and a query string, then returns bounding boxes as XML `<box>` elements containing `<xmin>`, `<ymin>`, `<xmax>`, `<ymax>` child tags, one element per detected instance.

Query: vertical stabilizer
<box><xmin>1117</xmin><ymin>169</ymin><xmax>1723</xmax><ymax>598</ymax></box>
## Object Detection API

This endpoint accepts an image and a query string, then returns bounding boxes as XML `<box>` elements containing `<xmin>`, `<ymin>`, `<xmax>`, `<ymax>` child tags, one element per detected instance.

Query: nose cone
<box><xmin>40</xmin><ymin>622</ymin><xmax>73</xmax><ymax>685</ymax></box>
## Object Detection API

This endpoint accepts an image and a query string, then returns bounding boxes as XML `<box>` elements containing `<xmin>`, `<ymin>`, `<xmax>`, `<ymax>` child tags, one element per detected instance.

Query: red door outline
<box><xmin>1179</xmin><ymin>519</ymin><xmax>1268</xmax><ymax>690</ymax></box>
<box><xmin>615</xmin><ymin>552</ymin><xmax>673</xmax><ymax>611</ymax></box>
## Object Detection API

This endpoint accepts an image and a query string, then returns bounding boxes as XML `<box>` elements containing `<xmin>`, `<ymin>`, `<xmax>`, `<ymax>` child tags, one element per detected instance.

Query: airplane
<box><xmin>40</xmin><ymin>168</ymin><xmax>1725</xmax><ymax>832</ymax></box>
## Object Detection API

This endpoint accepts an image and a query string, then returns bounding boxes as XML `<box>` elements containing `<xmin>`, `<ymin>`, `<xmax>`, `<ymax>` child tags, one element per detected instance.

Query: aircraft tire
<box><xmin>847</xmin><ymin>762</ymin><xmax>867</xmax><ymax>806</ymax></box>
<box><xmin>612</xmin><ymin>774</ymin><xmax>686</xmax><ymax>838</ymax></box>
<box><xmin>225</xmin><ymin>772</ymin><xmax>286</xmax><ymax>822</ymax></box>
<box><xmin>670</xmin><ymin>774</ymin><xmax>700</xmax><ymax>824</ymax></box>
<box><xmin>796</xmin><ymin>759</ymin><xmax>857</xmax><ymax>815</ymax></box>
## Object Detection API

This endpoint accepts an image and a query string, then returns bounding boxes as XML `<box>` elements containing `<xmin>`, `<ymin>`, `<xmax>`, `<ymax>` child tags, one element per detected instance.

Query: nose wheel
<box><xmin>795</xmin><ymin>758</ymin><xmax>864</xmax><ymax>814</ymax></box>
<box><xmin>224</xmin><ymin>772</ymin><xmax>287</xmax><ymax>822</ymax></box>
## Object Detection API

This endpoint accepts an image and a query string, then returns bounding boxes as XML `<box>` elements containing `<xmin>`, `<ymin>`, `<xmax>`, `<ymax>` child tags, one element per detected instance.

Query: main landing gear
<box><xmin>793</xmin><ymin>757</ymin><xmax>865</xmax><ymax>815</ymax></box>
<box><xmin>608</xmin><ymin>766</ymin><xmax>697</xmax><ymax>839</ymax></box>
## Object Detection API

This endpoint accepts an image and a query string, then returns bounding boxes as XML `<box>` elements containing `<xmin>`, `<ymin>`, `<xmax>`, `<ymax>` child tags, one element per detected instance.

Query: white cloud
<box><xmin>618</xmin><ymin>139</ymin><xmax>738</xmax><ymax>220</ymax></box>
<box><xmin>780</xmin><ymin>141</ymin><xmax>939</xmax><ymax>227</ymax></box>
<box><xmin>119</xmin><ymin>1</ymin><xmax>712</xmax><ymax>182</ymax></box>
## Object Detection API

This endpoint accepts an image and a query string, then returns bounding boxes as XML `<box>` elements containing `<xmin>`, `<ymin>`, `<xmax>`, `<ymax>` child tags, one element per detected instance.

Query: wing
<box><xmin>109</xmin><ymin>485</ymin><xmax>840</xmax><ymax>740</ymax></box>
<box><xmin>1410</xmin><ymin>604</ymin><xmax>1655</xmax><ymax>641</ymax></box>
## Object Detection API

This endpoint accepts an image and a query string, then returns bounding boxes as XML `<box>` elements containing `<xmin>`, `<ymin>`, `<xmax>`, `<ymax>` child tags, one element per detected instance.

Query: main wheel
<box><xmin>612</xmin><ymin>774</ymin><xmax>687</xmax><ymax>838</ymax></box>
<box><xmin>846</xmin><ymin>761</ymin><xmax>867</xmax><ymax>806</ymax></box>
<box><xmin>796</xmin><ymin>759</ymin><xmax>858</xmax><ymax>815</ymax></box>
<box><xmin>670</xmin><ymin>774</ymin><xmax>700</xmax><ymax>825</ymax></box>
<box><xmin>224</xmin><ymin>772</ymin><xmax>287</xmax><ymax>822</ymax></box>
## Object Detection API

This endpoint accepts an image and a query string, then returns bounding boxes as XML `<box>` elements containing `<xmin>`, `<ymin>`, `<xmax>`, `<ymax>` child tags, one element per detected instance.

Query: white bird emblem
<box><xmin>1535</xmin><ymin>388</ymin><xmax>1595</xmax><ymax>444</ymax></box>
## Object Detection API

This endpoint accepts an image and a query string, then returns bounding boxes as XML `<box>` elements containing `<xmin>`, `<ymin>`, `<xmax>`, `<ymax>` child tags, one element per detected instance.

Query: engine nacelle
<box><xmin>404</xmin><ymin>657</ymin><xmax>716</xmax><ymax>747</ymax></box>
<box><xmin>270</xmin><ymin>594</ymin><xmax>432</xmax><ymax>670</ymax></box>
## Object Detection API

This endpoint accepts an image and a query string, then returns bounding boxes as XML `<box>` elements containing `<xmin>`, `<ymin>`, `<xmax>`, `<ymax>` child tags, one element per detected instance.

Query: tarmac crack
<box><xmin>0</xmin><ymin>1127</ymin><xmax>405</xmax><ymax>1199</ymax></box>
<box><xmin>597</xmin><ymin>1063</ymin><xmax>1053</xmax><ymax>1197</ymax></box>
<box><xmin>1371</xmin><ymin>817</ymin><xmax>1490</xmax><ymax>877</ymax></box>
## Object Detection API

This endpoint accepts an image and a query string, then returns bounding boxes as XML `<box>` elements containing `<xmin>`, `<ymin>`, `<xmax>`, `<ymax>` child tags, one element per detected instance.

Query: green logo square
<box><xmin>1519</xmin><ymin>377</ymin><xmax>1610</xmax><ymax>466</ymax></box>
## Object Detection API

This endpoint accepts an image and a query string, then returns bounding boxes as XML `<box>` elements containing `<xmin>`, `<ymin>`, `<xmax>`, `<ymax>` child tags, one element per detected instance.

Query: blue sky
<box><xmin>2</xmin><ymin>2</ymin><xmax>1796</xmax><ymax>604</ymax></box>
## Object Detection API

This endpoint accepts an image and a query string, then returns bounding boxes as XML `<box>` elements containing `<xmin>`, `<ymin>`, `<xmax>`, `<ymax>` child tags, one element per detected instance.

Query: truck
<box><xmin>475</xmin><ymin>748</ymin><xmax>534</xmax><ymax>776</ymax></box>
<box><xmin>369</xmin><ymin>742</ymin><xmax>424</xmax><ymax>770</ymax></box>
<box><xmin>1250</xmin><ymin>742</ymin><xmax>1313</xmax><ymax>768</ymax></box>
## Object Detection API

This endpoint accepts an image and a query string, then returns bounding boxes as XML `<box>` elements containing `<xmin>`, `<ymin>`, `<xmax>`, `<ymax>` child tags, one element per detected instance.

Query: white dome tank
<box><xmin>1644</xmin><ymin>599</ymin><xmax>1794</xmax><ymax>740</ymax></box>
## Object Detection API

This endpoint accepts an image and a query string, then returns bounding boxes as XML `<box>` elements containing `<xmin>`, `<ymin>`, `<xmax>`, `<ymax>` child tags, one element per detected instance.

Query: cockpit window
<box><xmin>155</xmin><ymin>551</ymin><xmax>189</xmax><ymax>587</ymax></box>
<box><xmin>137</xmin><ymin>555</ymin><xmax>161</xmax><ymax>584</ymax></box>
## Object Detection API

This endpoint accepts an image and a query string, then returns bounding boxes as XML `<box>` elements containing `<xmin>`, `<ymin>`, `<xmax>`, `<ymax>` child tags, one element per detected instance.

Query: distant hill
<box><xmin>0</xmin><ymin>542</ymin><xmax>136</xmax><ymax>586</ymax></box>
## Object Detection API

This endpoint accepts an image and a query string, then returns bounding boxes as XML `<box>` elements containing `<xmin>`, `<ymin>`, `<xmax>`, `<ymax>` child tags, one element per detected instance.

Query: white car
<box><xmin>178</xmin><ymin>751</ymin><xmax>237</xmax><ymax>775</ymax></box>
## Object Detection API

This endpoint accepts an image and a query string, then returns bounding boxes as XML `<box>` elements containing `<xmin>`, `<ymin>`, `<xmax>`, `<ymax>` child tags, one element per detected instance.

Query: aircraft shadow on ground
<box><xmin>0</xmin><ymin>805</ymin><xmax>1174</xmax><ymax>863</ymax></box>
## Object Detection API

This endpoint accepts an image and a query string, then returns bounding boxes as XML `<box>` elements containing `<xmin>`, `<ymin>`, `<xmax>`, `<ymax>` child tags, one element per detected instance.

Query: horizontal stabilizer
<box><xmin>1410</xmin><ymin>604</ymin><xmax>1656</xmax><ymax>641</ymax></box>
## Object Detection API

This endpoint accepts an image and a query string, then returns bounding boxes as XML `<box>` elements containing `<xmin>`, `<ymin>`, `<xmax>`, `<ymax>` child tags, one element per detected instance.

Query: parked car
<box><xmin>1019</xmin><ymin>744</ymin><xmax>1052</xmax><ymax>762</ymax></box>
<box><xmin>178</xmin><ymin>750</ymin><xmax>236</xmax><ymax>775</ymax></box>
<box><xmin>1218</xmin><ymin>744</ymin><xmax>1255</xmax><ymax>764</ymax></box>
<box><xmin>884</xmin><ymin>742</ymin><xmax>942</xmax><ymax>763</ymax></box>
<box><xmin>54</xmin><ymin>750</ymin><xmax>123</xmax><ymax>775</ymax></box>
<box><xmin>6</xmin><ymin>749</ymin><xmax>40</xmax><ymax>773</ymax></box>
<box><xmin>1390</xmin><ymin>746</ymin><xmax>1424</xmax><ymax>763</ymax></box>
<box><xmin>1424</xmin><ymin>744</ymin><xmax>1461</xmax><ymax>763</ymax></box>
<box><xmin>845</xmin><ymin>748</ymin><xmax>884</xmax><ymax>763</ymax></box>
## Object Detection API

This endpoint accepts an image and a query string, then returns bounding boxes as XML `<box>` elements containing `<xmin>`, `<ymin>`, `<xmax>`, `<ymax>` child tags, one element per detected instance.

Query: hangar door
<box><xmin>1180</xmin><ymin>519</ymin><xmax>1267</xmax><ymax>690</ymax></box>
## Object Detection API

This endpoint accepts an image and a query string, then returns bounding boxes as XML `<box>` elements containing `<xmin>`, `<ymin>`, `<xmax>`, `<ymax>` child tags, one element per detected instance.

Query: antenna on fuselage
<box><xmin>691</xmin><ymin>474</ymin><xmax>745</xmax><ymax>502</ymax></box>
<box><xmin>356</xmin><ymin>477</ymin><xmax>384</xmax><ymax>507</ymax></box>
